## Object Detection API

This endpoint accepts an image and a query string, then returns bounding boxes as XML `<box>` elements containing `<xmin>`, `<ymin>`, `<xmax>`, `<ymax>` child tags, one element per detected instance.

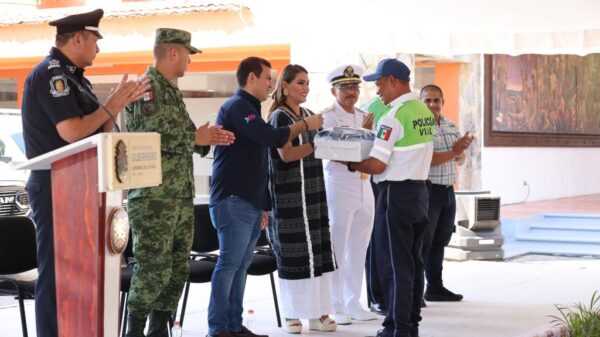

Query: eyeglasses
<box><xmin>337</xmin><ymin>84</ymin><xmax>360</xmax><ymax>92</ymax></box>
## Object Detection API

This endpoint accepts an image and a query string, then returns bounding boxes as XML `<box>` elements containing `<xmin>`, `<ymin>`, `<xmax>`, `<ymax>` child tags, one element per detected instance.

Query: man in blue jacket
<box><xmin>207</xmin><ymin>57</ymin><xmax>323</xmax><ymax>337</ymax></box>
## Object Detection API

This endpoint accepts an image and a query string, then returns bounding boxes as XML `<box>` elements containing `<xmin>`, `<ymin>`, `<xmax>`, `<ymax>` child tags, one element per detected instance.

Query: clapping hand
<box><xmin>362</xmin><ymin>113</ymin><xmax>375</xmax><ymax>130</ymax></box>
<box><xmin>105</xmin><ymin>74</ymin><xmax>151</xmax><ymax>115</ymax></box>
<box><xmin>452</xmin><ymin>131</ymin><xmax>474</xmax><ymax>155</ymax></box>
<box><xmin>195</xmin><ymin>122</ymin><xmax>235</xmax><ymax>146</ymax></box>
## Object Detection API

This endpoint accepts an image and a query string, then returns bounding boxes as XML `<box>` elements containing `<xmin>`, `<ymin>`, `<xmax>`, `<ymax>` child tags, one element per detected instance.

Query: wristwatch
<box><xmin>346</xmin><ymin>162</ymin><xmax>356</xmax><ymax>172</ymax></box>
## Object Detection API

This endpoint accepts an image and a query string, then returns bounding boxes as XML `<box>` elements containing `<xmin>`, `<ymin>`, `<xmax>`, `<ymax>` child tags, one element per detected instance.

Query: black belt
<box><xmin>383</xmin><ymin>179</ymin><xmax>426</xmax><ymax>186</ymax></box>
<box><xmin>430</xmin><ymin>183</ymin><xmax>453</xmax><ymax>189</ymax></box>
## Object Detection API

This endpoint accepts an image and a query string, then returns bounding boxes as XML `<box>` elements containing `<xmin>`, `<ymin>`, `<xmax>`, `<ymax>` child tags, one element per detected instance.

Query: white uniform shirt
<box><xmin>322</xmin><ymin>100</ymin><xmax>369</xmax><ymax>179</ymax></box>
<box><xmin>370</xmin><ymin>92</ymin><xmax>434</xmax><ymax>183</ymax></box>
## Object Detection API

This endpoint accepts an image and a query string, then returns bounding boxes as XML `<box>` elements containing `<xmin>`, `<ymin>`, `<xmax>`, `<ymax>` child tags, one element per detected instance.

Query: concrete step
<box><xmin>529</xmin><ymin>223</ymin><xmax>600</xmax><ymax>231</ymax></box>
<box><xmin>503</xmin><ymin>240</ymin><xmax>600</xmax><ymax>257</ymax></box>
<box><xmin>514</xmin><ymin>213</ymin><xmax>600</xmax><ymax>244</ymax></box>
<box><xmin>529</xmin><ymin>214</ymin><xmax>600</xmax><ymax>229</ymax></box>
<box><xmin>503</xmin><ymin>213</ymin><xmax>600</xmax><ymax>257</ymax></box>
<box><xmin>515</xmin><ymin>232</ymin><xmax>600</xmax><ymax>244</ymax></box>
<box><xmin>444</xmin><ymin>247</ymin><xmax>504</xmax><ymax>261</ymax></box>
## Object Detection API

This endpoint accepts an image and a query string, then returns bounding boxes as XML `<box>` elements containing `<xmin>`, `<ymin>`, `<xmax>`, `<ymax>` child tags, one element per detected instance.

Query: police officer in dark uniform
<box><xmin>21</xmin><ymin>9</ymin><xmax>149</xmax><ymax>337</ymax></box>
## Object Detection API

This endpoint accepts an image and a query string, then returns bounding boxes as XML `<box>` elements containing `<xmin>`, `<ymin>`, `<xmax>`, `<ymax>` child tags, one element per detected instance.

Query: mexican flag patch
<box><xmin>143</xmin><ymin>90</ymin><xmax>154</xmax><ymax>101</ymax></box>
<box><xmin>377</xmin><ymin>125</ymin><xmax>392</xmax><ymax>141</ymax></box>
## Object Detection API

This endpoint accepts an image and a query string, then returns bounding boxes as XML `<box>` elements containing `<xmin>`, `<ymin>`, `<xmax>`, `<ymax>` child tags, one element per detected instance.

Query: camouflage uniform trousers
<box><xmin>127</xmin><ymin>196</ymin><xmax>194</xmax><ymax>317</ymax></box>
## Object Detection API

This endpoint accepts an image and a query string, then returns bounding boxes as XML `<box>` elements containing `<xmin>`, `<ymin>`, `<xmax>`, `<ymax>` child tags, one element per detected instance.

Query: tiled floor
<box><xmin>501</xmin><ymin>193</ymin><xmax>600</xmax><ymax>219</ymax></box>
<box><xmin>2</xmin><ymin>194</ymin><xmax>600</xmax><ymax>337</ymax></box>
<box><xmin>4</xmin><ymin>255</ymin><xmax>600</xmax><ymax>337</ymax></box>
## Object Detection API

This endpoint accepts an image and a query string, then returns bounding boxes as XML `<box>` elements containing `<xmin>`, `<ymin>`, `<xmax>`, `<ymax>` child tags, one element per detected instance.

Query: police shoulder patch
<box><xmin>49</xmin><ymin>76</ymin><xmax>70</xmax><ymax>97</ymax></box>
<box><xmin>377</xmin><ymin>125</ymin><xmax>392</xmax><ymax>141</ymax></box>
<box><xmin>47</xmin><ymin>59</ymin><xmax>60</xmax><ymax>70</ymax></box>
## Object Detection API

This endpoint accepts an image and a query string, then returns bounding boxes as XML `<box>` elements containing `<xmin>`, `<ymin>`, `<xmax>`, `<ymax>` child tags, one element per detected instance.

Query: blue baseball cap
<box><xmin>363</xmin><ymin>58</ymin><xmax>411</xmax><ymax>82</ymax></box>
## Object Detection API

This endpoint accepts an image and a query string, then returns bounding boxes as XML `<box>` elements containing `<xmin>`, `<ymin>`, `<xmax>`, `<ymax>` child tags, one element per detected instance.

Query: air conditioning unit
<box><xmin>455</xmin><ymin>194</ymin><xmax>501</xmax><ymax>230</ymax></box>
<box><xmin>445</xmin><ymin>191</ymin><xmax>504</xmax><ymax>261</ymax></box>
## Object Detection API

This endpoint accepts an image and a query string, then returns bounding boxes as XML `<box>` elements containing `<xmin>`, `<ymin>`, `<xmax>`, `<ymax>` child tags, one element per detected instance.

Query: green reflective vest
<box><xmin>389</xmin><ymin>100</ymin><xmax>435</xmax><ymax>148</ymax></box>
<box><xmin>360</xmin><ymin>97</ymin><xmax>388</xmax><ymax>127</ymax></box>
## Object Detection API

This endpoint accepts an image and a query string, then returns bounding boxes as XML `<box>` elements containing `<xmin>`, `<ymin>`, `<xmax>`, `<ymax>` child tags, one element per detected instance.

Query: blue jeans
<box><xmin>208</xmin><ymin>196</ymin><xmax>261</xmax><ymax>335</ymax></box>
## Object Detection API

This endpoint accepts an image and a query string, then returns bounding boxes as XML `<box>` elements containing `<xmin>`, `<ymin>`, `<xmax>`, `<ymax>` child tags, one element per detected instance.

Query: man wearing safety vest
<box><xmin>343</xmin><ymin>58</ymin><xmax>434</xmax><ymax>337</ymax></box>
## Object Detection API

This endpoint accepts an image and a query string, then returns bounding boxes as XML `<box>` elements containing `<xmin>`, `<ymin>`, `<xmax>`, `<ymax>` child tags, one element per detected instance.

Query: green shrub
<box><xmin>550</xmin><ymin>291</ymin><xmax>600</xmax><ymax>337</ymax></box>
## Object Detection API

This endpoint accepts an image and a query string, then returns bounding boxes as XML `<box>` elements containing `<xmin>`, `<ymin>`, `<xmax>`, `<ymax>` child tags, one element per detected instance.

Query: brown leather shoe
<box><xmin>230</xmin><ymin>326</ymin><xmax>268</xmax><ymax>337</ymax></box>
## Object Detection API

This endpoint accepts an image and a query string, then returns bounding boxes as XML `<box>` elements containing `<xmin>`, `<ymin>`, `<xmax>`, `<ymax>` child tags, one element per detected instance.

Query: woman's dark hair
<box><xmin>268</xmin><ymin>64</ymin><xmax>308</xmax><ymax>115</ymax></box>
<box><xmin>236</xmin><ymin>56</ymin><xmax>272</xmax><ymax>87</ymax></box>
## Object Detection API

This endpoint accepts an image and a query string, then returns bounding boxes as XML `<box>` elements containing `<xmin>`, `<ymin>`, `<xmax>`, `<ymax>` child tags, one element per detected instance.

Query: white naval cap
<box><xmin>326</xmin><ymin>64</ymin><xmax>363</xmax><ymax>86</ymax></box>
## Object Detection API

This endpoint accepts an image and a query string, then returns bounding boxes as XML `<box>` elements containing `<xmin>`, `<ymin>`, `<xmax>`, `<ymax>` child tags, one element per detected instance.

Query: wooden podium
<box><xmin>14</xmin><ymin>132</ymin><xmax>162</xmax><ymax>337</ymax></box>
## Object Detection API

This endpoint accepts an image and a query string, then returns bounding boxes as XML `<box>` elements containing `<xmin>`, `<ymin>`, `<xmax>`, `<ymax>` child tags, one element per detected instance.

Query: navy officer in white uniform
<box><xmin>321</xmin><ymin>64</ymin><xmax>377</xmax><ymax>324</ymax></box>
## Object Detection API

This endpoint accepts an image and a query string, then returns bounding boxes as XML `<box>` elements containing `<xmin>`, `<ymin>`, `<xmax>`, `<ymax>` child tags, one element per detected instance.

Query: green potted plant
<box><xmin>550</xmin><ymin>291</ymin><xmax>600</xmax><ymax>337</ymax></box>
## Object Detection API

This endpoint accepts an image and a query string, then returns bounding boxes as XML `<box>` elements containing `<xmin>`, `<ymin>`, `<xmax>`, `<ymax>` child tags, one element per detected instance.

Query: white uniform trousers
<box><xmin>325</xmin><ymin>175</ymin><xmax>375</xmax><ymax>314</ymax></box>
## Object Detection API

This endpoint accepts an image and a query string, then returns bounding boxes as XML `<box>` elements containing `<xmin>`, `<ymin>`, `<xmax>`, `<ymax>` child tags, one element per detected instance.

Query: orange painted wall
<box><xmin>434</xmin><ymin>63</ymin><xmax>460</xmax><ymax>126</ymax></box>
<box><xmin>417</xmin><ymin>62</ymin><xmax>462</xmax><ymax>187</ymax></box>
<box><xmin>38</xmin><ymin>0</ymin><xmax>84</xmax><ymax>9</ymax></box>
<box><xmin>0</xmin><ymin>44</ymin><xmax>290</xmax><ymax>107</ymax></box>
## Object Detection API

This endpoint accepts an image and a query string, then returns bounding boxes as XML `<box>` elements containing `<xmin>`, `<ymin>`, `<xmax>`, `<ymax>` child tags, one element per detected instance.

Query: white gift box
<box><xmin>314</xmin><ymin>127</ymin><xmax>375</xmax><ymax>162</ymax></box>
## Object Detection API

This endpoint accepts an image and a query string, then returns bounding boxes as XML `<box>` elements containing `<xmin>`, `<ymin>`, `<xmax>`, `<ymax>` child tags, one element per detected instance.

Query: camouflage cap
<box><xmin>155</xmin><ymin>28</ymin><xmax>201</xmax><ymax>54</ymax></box>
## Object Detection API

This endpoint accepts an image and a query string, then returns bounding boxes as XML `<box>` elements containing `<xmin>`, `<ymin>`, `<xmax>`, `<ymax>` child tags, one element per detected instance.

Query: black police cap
<box><xmin>49</xmin><ymin>9</ymin><xmax>104</xmax><ymax>38</ymax></box>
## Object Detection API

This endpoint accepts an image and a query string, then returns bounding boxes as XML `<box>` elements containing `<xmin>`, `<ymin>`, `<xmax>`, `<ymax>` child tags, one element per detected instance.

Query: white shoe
<box><xmin>349</xmin><ymin>309</ymin><xmax>377</xmax><ymax>321</ymax></box>
<box><xmin>331</xmin><ymin>312</ymin><xmax>351</xmax><ymax>325</ymax></box>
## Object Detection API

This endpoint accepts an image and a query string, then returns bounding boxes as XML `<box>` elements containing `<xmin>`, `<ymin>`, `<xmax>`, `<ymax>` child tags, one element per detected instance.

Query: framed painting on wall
<box><xmin>484</xmin><ymin>54</ymin><xmax>600</xmax><ymax>147</ymax></box>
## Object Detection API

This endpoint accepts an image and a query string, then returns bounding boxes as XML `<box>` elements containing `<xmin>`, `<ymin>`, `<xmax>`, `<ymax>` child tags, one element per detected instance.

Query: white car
<box><xmin>0</xmin><ymin>109</ymin><xmax>29</xmax><ymax>216</ymax></box>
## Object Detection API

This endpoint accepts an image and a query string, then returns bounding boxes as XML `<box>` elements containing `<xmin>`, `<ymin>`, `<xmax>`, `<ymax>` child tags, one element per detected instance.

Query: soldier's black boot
<box><xmin>147</xmin><ymin>310</ymin><xmax>171</xmax><ymax>337</ymax></box>
<box><xmin>125</xmin><ymin>313</ymin><xmax>147</xmax><ymax>337</ymax></box>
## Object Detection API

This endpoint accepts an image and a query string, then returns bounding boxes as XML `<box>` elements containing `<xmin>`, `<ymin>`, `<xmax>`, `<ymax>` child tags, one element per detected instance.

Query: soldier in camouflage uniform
<box><xmin>124</xmin><ymin>28</ymin><xmax>235</xmax><ymax>337</ymax></box>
